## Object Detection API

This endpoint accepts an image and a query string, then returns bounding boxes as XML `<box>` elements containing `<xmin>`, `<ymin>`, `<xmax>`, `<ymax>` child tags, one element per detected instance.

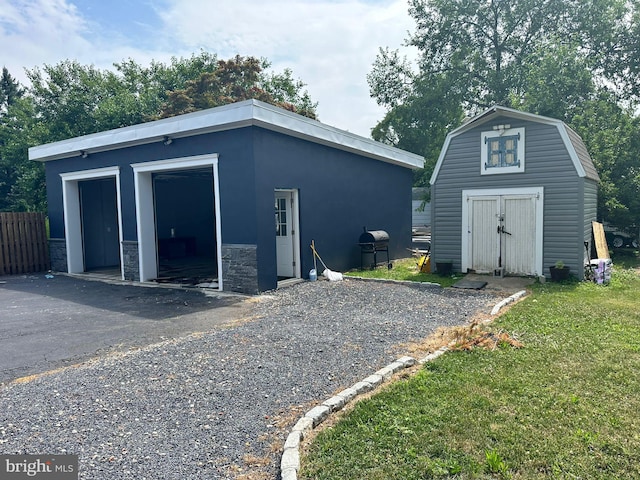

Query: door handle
<box><xmin>500</xmin><ymin>226</ymin><xmax>512</xmax><ymax>235</ymax></box>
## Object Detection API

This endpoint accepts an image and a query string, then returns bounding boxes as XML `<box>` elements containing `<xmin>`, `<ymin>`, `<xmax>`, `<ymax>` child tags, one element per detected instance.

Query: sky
<box><xmin>0</xmin><ymin>0</ymin><xmax>419</xmax><ymax>137</ymax></box>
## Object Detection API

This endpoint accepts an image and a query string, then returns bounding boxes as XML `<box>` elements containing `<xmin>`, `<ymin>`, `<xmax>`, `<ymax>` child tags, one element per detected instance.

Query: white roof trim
<box><xmin>29</xmin><ymin>99</ymin><xmax>424</xmax><ymax>169</ymax></box>
<box><xmin>430</xmin><ymin>105</ymin><xmax>588</xmax><ymax>184</ymax></box>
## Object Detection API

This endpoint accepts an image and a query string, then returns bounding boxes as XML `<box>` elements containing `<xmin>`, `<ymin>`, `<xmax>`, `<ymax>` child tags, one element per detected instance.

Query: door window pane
<box><xmin>275</xmin><ymin>197</ymin><xmax>287</xmax><ymax>236</ymax></box>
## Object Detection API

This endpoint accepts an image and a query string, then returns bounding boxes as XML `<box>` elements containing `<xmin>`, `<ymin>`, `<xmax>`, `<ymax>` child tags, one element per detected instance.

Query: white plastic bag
<box><xmin>323</xmin><ymin>268</ymin><xmax>343</xmax><ymax>282</ymax></box>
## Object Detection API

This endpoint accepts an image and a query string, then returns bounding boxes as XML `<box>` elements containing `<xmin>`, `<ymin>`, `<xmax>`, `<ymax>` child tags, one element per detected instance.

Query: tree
<box><xmin>0</xmin><ymin>67</ymin><xmax>24</xmax><ymax>114</ymax></box>
<box><xmin>369</xmin><ymin>69</ymin><xmax>464</xmax><ymax>186</ymax></box>
<box><xmin>0</xmin><ymin>95</ymin><xmax>46</xmax><ymax>212</ymax></box>
<box><xmin>512</xmin><ymin>42</ymin><xmax>596</xmax><ymax>122</ymax></box>
<box><xmin>369</xmin><ymin>0</ymin><xmax>636</xmax><ymax>142</ymax></box>
<box><xmin>402</xmin><ymin>0</ymin><xmax>632</xmax><ymax>110</ymax></box>
<box><xmin>512</xmin><ymin>41</ymin><xmax>640</xmax><ymax>227</ymax></box>
<box><xmin>159</xmin><ymin>55</ymin><xmax>317</xmax><ymax>119</ymax></box>
<box><xmin>0</xmin><ymin>69</ymin><xmax>39</xmax><ymax>212</ymax></box>
<box><xmin>107</xmin><ymin>51</ymin><xmax>222</xmax><ymax>127</ymax></box>
<box><xmin>261</xmin><ymin>67</ymin><xmax>317</xmax><ymax>119</ymax></box>
<box><xmin>0</xmin><ymin>52</ymin><xmax>317</xmax><ymax>212</ymax></box>
<box><xmin>570</xmin><ymin>96</ymin><xmax>640</xmax><ymax>229</ymax></box>
<box><xmin>27</xmin><ymin>61</ymin><xmax>111</xmax><ymax>140</ymax></box>
<box><xmin>369</xmin><ymin>0</ymin><xmax>640</xmax><ymax>226</ymax></box>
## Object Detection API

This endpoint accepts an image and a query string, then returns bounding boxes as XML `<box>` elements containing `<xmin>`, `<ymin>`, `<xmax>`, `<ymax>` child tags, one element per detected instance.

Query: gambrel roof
<box><xmin>430</xmin><ymin>105</ymin><xmax>600</xmax><ymax>184</ymax></box>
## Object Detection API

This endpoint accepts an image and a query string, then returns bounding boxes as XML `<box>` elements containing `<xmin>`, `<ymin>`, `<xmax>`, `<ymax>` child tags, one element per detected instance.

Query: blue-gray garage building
<box><xmin>29</xmin><ymin>100</ymin><xmax>423</xmax><ymax>293</ymax></box>
<box><xmin>430</xmin><ymin>106</ymin><xmax>599</xmax><ymax>280</ymax></box>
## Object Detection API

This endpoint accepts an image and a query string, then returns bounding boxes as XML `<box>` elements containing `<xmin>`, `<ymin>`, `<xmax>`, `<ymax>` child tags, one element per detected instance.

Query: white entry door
<box><xmin>464</xmin><ymin>189</ymin><xmax>542</xmax><ymax>276</ymax></box>
<box><xmin>275</xmin><ymin>190</ymin><xmax>298</xmax><ymax>278</ymax></box>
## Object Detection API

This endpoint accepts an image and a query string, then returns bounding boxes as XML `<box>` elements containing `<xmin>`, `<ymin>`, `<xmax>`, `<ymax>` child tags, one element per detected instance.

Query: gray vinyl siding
<box><xmin>432</xmin><ymin>114</ymin><xmax>596</xmax><ymax>279</ymax></box>
<box><xmin>412</xmin><ymin>201</ymin><xmax>431</xmax><ymax>227</ymax></box>
<box><xmin>430</xmin><ymin>183</ymin><xmax>460</xmax><ymax>266</ymax></box>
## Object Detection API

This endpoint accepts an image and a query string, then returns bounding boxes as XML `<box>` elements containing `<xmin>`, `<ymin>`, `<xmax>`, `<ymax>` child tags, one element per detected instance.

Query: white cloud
<box><xmin>0</xmin><ymin>0</ymin><xmax>91</xmax><ymax>80</ymax></box>
<box><xmin>2</xmin><ymin>0</ymin><xmax>418</xmax><ymax>137</ymax></box>
<box><xmin>155</xmin><ymin>0</ymin><xmax>418</xmax><ymax>135</ymax></box>
<box><xmin>0</xmin><ymin>0</ymin><xmax>170</xmax><ymax>82</ymax></box>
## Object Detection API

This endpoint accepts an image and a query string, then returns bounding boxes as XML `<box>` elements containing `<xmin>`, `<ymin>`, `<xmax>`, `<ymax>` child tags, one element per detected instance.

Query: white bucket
<box><xmin>309</xmin><ymin>269</ymin><xmax>317</xmax><ymax>281</ymax></box>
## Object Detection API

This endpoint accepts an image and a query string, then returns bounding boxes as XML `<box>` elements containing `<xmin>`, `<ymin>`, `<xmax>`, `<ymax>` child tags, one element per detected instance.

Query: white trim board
<box><xmin>131</xmin><ymin>154</ymin><xmax>223</xmax><ymax>290</ymax></box>
<box><xmin>480</xmin><ymin>127</ymin><xmax>525</xmax><ymax>175</ymax></box>
<box><xmin>59</xmin><ymin>166</ymin><xmax>124</xmax><ymax>279</ymax></box>
<box><xmin>29</xmin><ymin>100</ymin><xmax>424</xmax><ymax>170</ymax></box>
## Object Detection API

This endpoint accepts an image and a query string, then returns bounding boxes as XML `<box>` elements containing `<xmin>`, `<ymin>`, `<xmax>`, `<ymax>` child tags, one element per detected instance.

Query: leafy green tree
<box><xmin>0</xmin><ymin>94</ymin><xmax>46</xmax><ymax>212</ymax></box>
<box><xmin>401</xmin><ymin>0</ymin><xmax>632</xmax><ymax>110</ymax></box>
<box><xmin>0</xmin><ymin>67</ymin><xmax>24</xmax><ymax>113</ymax></box>
<box><xmin>512</xmin><ymin>41</ymin><xmax>640</xmax><ymax>227</ymax></box>
<box><xmin>0</xmin><ymin>69</ymin><xmax>36</xmax><ymax>211</ymax></box>
<box><xmin>370</xmin><ymin>0</ymin><xmax>640</xmax><ymax>227</ymax></box>
<box><xmin>512</xmin><ymin>42</ymin><xmax>596</xmax><ymax>122</ymax></box>
<box><xmin>261</xmin><ymin>67</ymin><xmax>317</xmax><ymax>119</ymax></box>
<box><xmin>160</xmin><ymin>55</ymin><xmax>317</xmax><ymax>119</ymax></box>
<box><xmin>570</xmin><ymin>97</ymin><xmax>640</xmax><ymax>229</ymax></box>
<box><xmin>107</xmin><ymin>51</ymin><xmax>221</xmax><ymax>127</ymax></box>
<box><xmin>0</xmin><ymin>52</ymin><xmax>317</xmax><ymax>212</ymax></box>
<box><xmin>369</xmin><ymin>69</ymin><xmax>463</xmax><ymax>186</ymax></box>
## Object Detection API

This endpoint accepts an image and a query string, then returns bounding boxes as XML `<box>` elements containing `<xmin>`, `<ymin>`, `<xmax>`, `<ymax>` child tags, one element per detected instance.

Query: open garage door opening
<box><xmin>132</xmin><ymin>154</ymin><xmax>223</xmax><ymax>289</ymax></box>
<box><xmin>153</xmin><ymin>168</ymin><xmax>217</xmax><ymax>284</ymax></box>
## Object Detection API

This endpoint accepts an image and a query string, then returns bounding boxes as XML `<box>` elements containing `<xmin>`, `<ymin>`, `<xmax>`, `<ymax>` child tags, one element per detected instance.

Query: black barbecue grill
<box><xmin>358</xmin><ymin>227</ymin><xmax>391</xmax><ymax>270</ymax></box>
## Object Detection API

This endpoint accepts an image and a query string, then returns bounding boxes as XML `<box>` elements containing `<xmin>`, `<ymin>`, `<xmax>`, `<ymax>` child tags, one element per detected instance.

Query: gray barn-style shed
<box><xmin>430</xmin><ymin>106</ymin><xmax>599</xmax><ymax>280</ymax></box>
<box><xmin>30</xmin><ymin>100</ymin><xmax>423</xmax><ymax>293</ymax></box>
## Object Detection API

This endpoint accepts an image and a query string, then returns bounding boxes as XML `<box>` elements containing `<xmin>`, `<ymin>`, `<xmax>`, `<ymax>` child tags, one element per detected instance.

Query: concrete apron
<box><xmin>462</xmin><ymin>273</ymin><xmax>536</xmax><ymax>295</ymax></box>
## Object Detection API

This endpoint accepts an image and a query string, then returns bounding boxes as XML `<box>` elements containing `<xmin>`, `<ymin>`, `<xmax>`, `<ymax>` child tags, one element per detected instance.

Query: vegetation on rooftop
<box><xmin>0</xmin><ymin>53</ymin><xmax>316</xmax><ymax>212</ymax></box>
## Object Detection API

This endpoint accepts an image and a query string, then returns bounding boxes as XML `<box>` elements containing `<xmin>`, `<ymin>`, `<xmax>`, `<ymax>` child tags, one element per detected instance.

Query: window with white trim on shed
<box><xmin>481</xmin><ymin>126</ymin><xmax>525</xmax><ymax>175</ymax></box>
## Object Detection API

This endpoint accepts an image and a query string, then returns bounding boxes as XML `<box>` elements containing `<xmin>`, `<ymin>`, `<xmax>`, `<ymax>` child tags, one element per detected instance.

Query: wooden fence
<box><xmin>0</xmin><ymin>212</ymin><xmax>50</xmax><ymax>275</ymax></box>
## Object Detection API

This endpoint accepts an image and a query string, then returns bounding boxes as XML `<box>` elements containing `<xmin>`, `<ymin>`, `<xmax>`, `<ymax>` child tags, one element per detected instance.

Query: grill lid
<box><xmin>359</xmin><ymin>227</ymin><xmax>389</xmax><ymax>245</ymax></box>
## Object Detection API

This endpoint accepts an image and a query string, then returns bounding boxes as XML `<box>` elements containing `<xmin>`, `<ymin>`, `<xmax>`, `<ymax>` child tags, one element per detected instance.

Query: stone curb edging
<box><xmin>279</xmin><ymin>290</ymin><xmax>528</xmax><ymax>480</ymax></box>
<box><xmin>279</xmin><ymin>354</ymin><xmax>420</xmax><ymax>480</ymax></box>
<box><xmin>490</xmin><ymin>289</ymin><xmax>527</xmax><ymax>315</ymax></box>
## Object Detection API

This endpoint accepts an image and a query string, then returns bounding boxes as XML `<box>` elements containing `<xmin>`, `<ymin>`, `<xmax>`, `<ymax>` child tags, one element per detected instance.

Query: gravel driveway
<box><xmin>0</xmin><ymin>279</ymin><xmax>499</xmax><ymax>479</ymax></box>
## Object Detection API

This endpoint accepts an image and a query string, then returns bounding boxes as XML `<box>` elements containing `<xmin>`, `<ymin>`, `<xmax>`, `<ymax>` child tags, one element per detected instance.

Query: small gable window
<box><xmin>481</xmin><ymin>127</ymin><xmax>525</xmax><ymax>175</ymax></box>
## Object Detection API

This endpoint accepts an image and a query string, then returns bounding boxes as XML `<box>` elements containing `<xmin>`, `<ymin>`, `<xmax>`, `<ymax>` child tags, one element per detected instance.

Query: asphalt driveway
<box><xmin>0</xmin><ymin>273</ymin><xmax>250</xmax><ymax>383</ymax></box>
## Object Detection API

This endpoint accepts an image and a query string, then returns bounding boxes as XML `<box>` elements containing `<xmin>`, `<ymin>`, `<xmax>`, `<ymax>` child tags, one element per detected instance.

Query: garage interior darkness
<box><xmin>152</xmin><ymin>167</ymin><xmax>217</xmax><ymax>284</ymax></box>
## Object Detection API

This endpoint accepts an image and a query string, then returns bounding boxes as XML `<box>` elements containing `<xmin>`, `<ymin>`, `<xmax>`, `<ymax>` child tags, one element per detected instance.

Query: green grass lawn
<box><xmin>345</xmin><ymin>257</ymin><xmax>463</xmax><ymax>288</ymax></box>
<box><xmin>301</xmin><ymin>262</ymin><xmax>640</xmax><ymax>479</ymax></box>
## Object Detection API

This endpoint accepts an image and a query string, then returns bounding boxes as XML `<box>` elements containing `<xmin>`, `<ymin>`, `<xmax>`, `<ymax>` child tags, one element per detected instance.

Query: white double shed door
<box><xmin>462</xmin><ymin>187</ymin><xmax>543</xmax><ymax>277</ymax></box>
